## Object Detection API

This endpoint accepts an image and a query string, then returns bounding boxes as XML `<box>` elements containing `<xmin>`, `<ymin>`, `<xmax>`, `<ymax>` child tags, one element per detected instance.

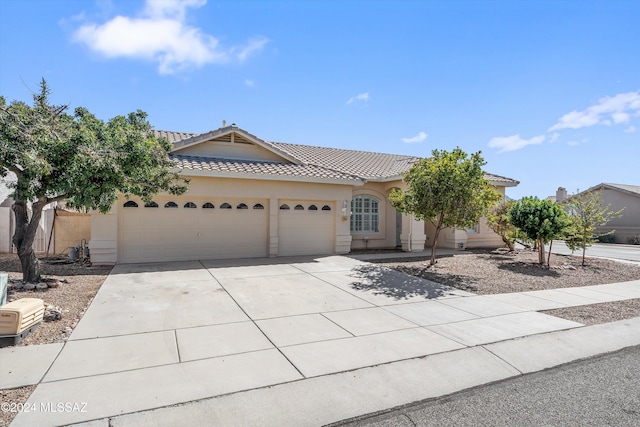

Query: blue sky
<box><xmin>1</xmin><ymin>0</ymin><xmax>638</xmax><ymax>199</ymax></box>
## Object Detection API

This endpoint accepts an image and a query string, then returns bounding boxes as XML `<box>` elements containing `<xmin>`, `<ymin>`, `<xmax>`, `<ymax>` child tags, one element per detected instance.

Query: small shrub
<box><xmin>597</xmin><ymin>234</ymin><xmax>616</xmax><ymax>243</ymax></box>
<box><xmin>628</xmin><ymin>235</ymin><xmax>640</xmax><ymax>245</ymax></box>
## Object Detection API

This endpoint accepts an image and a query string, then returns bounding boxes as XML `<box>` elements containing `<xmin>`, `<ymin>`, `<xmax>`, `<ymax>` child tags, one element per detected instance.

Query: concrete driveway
<box><xmin>10</xmin><ymin>254</ymin><xmax>616</xmax><ymax>426</ymax></box>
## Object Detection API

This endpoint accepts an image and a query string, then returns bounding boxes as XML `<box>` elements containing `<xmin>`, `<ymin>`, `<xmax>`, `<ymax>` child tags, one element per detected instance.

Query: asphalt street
<box><xmin>332</xmin><ymin>345</ymin><xmax>640</xmax><ymax>427</ymax></box>
<box><xmin>549</xmin><ymin>241</ymin><xmax>640</xmax><ymax>263</ymax></box>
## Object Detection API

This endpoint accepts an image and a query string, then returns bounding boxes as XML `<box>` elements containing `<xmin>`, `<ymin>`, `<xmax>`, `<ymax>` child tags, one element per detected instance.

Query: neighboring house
<box><xmin>564</xmin><ymin>183</ymin><xmax>640</xmax><ymax>244</ymax></box>
<box><xmin>85</xmin><ymin>124</ymin><xmax>518</xmax><ymax>264</ymax></box>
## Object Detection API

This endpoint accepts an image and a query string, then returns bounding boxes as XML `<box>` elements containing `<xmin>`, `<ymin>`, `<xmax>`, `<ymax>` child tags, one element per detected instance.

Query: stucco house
<box><xmin>559</xmin><ymin>183</ymin><xmax>640</xmax><ymax>244</ymax></box>
<box><xmin>86</xmin><ymin>125</ymin><xmax>518</xmax><ymax>264</ymax></box>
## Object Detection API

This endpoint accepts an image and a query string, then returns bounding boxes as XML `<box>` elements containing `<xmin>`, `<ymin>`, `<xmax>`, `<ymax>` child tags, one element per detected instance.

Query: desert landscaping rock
<box><xmin>44</xmin><ymin>305</ymin><xmax>63</xmax><ymax>322</ymax></box>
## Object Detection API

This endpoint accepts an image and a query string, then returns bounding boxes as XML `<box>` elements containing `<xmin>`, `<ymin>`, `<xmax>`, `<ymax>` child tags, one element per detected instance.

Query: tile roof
<box><xmin>269</xmin><ymin>142</ymin><xmax>420</xmax><ymax>180</ymax></box>
<box><xmin>170</xmin><ymin>154</ymin><xmax>363</xmax><ymax>183</ymax></box>
<box><xmin>154</xmin><ymin>130</ymin><xmax>197</xmax><ymax>144</ymax></box>
<box><xmin>157</xmin><ymin>128</ymin><xmax>519</xmax><ymax>186</ymax></box>
<box><xmin>483</xmin><ymin>173</ymin><xmax>520</xmax><ymax>186</ymax></box>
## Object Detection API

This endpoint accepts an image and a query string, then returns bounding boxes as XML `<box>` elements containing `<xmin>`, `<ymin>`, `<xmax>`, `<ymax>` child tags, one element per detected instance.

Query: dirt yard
<box><xmin>375</xmin><ymin>248</ymin><xmax>640</xmax><ymax>325</ymax></box>
<box><xmin>0</xmin><ymin>254</ymin><xmax>111</xmax><ymax>346</ymax></box>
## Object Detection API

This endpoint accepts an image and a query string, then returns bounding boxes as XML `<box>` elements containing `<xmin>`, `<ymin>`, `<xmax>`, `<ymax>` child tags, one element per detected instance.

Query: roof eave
<box><xmin>489</xmin><ymin>180</ymin><xmax>519</xmax><ymax>188</ymax></box>
<box><xmin>577</xmin><ymin>183</ymin><xmax>640</xmax><ymax>199</ymax></box>
<box><xmin>365</xmin><ymin>175</ymin><xmax>405</xmax><ymax>183</ymax></box>
<box><xmin>174</xmin><ymin>168</ymin><xmax>365</xmax><ymax>186</ymax></box>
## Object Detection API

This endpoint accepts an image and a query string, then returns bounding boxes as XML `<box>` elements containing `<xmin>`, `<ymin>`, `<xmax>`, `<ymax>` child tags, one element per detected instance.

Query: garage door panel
<box><xmin>278</xmin><ymin>201</ymin><xmax>334</xmax><ymax>257</ymax></box>
<box><xmin>119</xmin><ymin>198</ymin><xmax>268</xmax><ymax>263</ymax></box>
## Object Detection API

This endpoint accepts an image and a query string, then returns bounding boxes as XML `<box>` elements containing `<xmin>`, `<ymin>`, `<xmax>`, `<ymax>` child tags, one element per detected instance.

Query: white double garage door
<box><xmin>118</xmin><ymin>198</ymin><xmax>335</xmax><ymax>263</ymax></box>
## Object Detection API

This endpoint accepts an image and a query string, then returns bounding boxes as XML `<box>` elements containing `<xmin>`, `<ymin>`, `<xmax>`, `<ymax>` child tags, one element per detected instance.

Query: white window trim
<box><xmin>351</xmin><ymin>195</ymin><xmax>380</xmax><ymax>234</ymax></box>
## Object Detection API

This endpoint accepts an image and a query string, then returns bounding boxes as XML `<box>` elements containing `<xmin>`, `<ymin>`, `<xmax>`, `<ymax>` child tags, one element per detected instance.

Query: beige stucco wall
<box><xmin>89</xmin><ymin>175</ymin><xmax>354</xmax><ymax>264</ymax></box>
<box><xmin>349</xmin><ymin>180</ymin><xmax>426</xmax><ymax>252</ymax></box>
<box><xmin>0</xmin><ymin>207</ymin><xmax>11</xmax><ymax>253</ymax></box>
<box><xmin>593</xmin><ymin>188</ymin><xmax>640</xmax><ymax>243</ymax></box>
<box><xmin>425</xmin><ymin>186</ymin><xmax>507</xmax><ymax>250</ymax></box>
<box><xmin>54</xmin><ymin>211</ymin><xmax>91</xmax><ymax>254</ymax></box>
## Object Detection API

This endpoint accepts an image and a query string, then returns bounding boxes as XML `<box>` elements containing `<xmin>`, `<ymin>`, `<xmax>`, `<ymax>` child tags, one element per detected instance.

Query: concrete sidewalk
<box><xmin>2</xmin><ymin>255</ymin><xmax>639</xmax><ymax>426</ymax></box>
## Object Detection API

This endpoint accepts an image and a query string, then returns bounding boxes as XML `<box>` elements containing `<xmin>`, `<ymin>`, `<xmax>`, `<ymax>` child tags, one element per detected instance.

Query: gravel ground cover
<box><xmin>0</xmin><ymin>254</ymin><xmax>111</xmax><ymax>346</ymax></box>
<box><xmin>375</xmin><ymin>248</ymin><xmax>640</xmax><ymax>294</ymax></box>
<box><xmin>375</xmin><ymin>248</ymin><xmax>640</xmax><ymax>327</ymax></box>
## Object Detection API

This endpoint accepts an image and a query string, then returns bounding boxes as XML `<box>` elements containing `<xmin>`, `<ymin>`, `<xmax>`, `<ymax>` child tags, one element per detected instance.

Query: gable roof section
<box><xmin>155</xmin><ymin>126</ymin><xmax>519</xmax><ymax>186</ymax></box>
<box><xmin>168</xmin><ymin>126</ymin><xmax>300</xmax><ymax>164</ymax></box>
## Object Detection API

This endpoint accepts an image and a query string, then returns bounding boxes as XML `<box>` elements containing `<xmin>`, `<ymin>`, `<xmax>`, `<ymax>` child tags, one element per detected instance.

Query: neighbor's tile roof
<box><xmin>171</xmin><ymin>154</ymin><xmax>363</xmax><ymax>182</ymax></box>
<box><xmin>269</xmin><ymin>142</ymin><xmax>420</xmax><ymax>180</ymax></box>
<box><xmin>484</xmin><ymin>173</ymin><xmax>520</xmax><ymax>185</ymax></box>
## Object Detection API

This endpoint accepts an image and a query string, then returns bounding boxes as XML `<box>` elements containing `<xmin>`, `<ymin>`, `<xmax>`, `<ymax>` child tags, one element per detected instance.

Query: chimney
<box><xmin>222</xmin><ymin>120</ymin><xmax>227</xmax><ymax>127</ymax></box>
<box><xmin>556</xmin><ymin>187</ymin><xmax>567</xmax><ymax>202</ymax></box>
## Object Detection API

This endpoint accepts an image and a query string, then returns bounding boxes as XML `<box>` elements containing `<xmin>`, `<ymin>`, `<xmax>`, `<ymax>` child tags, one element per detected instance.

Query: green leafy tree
<box><xmin>508</xmin><ymin>197</ymin><xmax>568</xmax><ymax>265</ymax></box>
<box><xmin>487</xmin><ymin>199</ymin><xmax>516</xmax><ymax>251</ymax></box>
<box><xmin>0</xmin><ymin>80</ymin><xmax>188</xmax><ymax>282</ymax></box>
<box><xmin>390</xmin><ymin>148</ymin><xmax>501</xmax><ymax>266</ymax></box>
<box><xmin>563</xmin><ymin>190</ymin><xmax>623</xmax><ymax>266</ymax></box>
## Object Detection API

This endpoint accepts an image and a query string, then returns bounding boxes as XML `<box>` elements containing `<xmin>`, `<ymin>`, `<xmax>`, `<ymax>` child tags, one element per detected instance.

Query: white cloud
<box><xmin>567</xmin><ymin>138</ymin><xmax>588</xmax><ymax>147</ymax></box>
<box><xmin>488</xmin><ymin>134</ymin><xmax>545</xmax><ymax>153</ymax></box>
<box><xmin>549</xmin><ymin>132</ymin><xmax>560</xmax><ymax>143</ymax></box>
<box><xmin>548</xmin><ymin>90</ymin><xmax>640</xmax><ymax>131</ymax></box>
<box><xmin>347</xmin><ymin>92</ymin><xmax>369</xmax><ymax>105</ymax></box>
<box><xmin>624</xmin><ymin>125</ymin><xmax>636</xmax><ymax>133</ymax></box>
<box><xmin>232</xmin><ymin>37</ymin><xmax>269</xmax><ymax>62</ymax></box>
<box><xmin>244</xmin><ymin>79</ymin><xmax>255</xmax><ymax>87</ymax></box>
<box><xmin>72</xmin><ymin>0</ymin><xmax>267</xmax><ymax>74</ymax></box>
<box><xmin>402</xmin><ymin>132</ymin><xmax>428</xmax><ymax>144</ymax></box>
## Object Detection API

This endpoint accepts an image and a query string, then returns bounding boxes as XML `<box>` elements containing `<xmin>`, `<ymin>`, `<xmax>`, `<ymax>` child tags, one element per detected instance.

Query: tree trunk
<box><xmin>429</xmin><ymin>215</ymin><xmax>444</xmax><ymax>266</ymax></box>
<box><xmin>581</xmin><ymin>235</ymin><xmax>587</xmax><ymax>267</ymax></box>
<box><xmin>547</xmin><ymin>240</ymin><xmax>553</xmax><ymax>267</ymax></box>
<box><xmin>501</xmin><ymin>234</ymin><xmax>515</xmax><ymax>251</ymax></box>
<box><xmin>538</xmin><ymin>238</ymin><xmax>545</xmax><ymax>265</ymax></box>
<box><xmin>12</xmin><ymin>200</ymin><xmax>45</xmax><ymax>282</ymax></box>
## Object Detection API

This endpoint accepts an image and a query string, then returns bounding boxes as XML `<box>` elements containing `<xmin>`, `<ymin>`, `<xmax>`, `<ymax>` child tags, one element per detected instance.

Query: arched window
<box><xmin>350</xmin><ymin>196</ymin><xmax>379</xmax><ymax>233</ymax></box>
<box><xmin>184</xmin><ymin>202</ymin><xmax>197</xmax><ymax>208</ymax></box>
<box><xmin>202</xmin><ymin>202</ymin><xmax>215</xmax><ymax>209</ymax></box>
<box><xmin>253</xmin><ymin>203</ymin><xmax>264</xmax><ymax>210</ymax></box>
<box><xmin>220</xmin><ymin>202</ymin><xmax>232</xmax><ymax>209</ymax></box>
<box><xmin>144</xmin><ymin>201</ymin><xmax>159</xmax><ymax>208</ymax></box>
<box><xmin>123</xmin><ymin>201</ymin><xmax>138</xmax><ymax>208</ymax></box>
<box><xmin>308</xmin><ymin>205</ymin><xmax>318</xmax><ymax>211</ymax></box>
<box><xmin>279</xmin><ymin>204</ymin><xmax>290</xmax><ymax>210</ymax></box>
<box><xmin>237</xmin><ymin>203</ymin><xmax>248</xmax><ymax>209</ymax></box>
<box><xmin>321</xmin><ymin>205</ymin><xmax>332</xmax><ymax>211</ymax></box>
<box><xmin>164</xmin><ymin>201</ymin><xmax>178</xmax><ymax>208</ymax></box>
<box><xmin>294</xmin><ymin>204</ymin><xmax>304</xmax><ymax>210</ymax></box>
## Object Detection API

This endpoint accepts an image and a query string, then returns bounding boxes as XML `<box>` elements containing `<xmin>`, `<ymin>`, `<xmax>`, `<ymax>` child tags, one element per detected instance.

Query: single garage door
<box><xmin>119</xmin><ymin>198</ymin><xmax>268</xmax><ymax>263</ymax></box>
<box><xmin>278</xmin><ymin>201</ymin><xmax>334</xmax><ymax>256</ymax></box>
